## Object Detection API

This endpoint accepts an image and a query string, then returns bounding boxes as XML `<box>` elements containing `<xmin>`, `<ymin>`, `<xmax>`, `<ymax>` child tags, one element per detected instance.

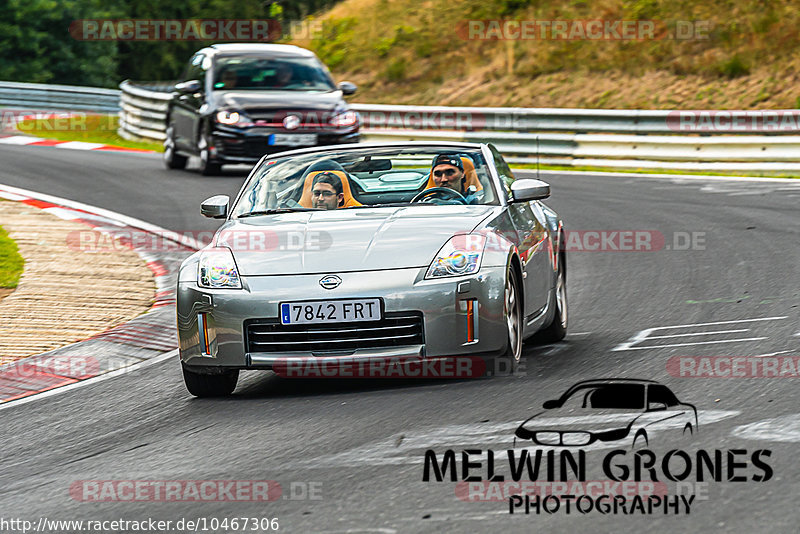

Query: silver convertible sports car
<box><xmin>177</xmin><ymin>142</ymin><xmax>567</xmax><ymax>396</ymax></box>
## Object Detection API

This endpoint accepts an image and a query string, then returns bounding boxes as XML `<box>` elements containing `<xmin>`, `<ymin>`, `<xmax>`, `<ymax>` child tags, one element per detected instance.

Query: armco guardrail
<box><xmin>8</xmin><ymin>80</ymin><xmax>800</xmax><ymax>171</ymax></box>
<box><xmin>0</xmin><ymin>81</ymin><xmax>120</xmax><ymax>113</ymax></box>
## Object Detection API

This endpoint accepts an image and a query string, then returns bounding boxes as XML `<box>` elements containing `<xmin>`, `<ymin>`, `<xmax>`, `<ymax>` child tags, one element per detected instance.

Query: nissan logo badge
<box><xmin>319</xmin><ymin>275</ymin><xmax>342</xmax><ymax>290</ymax></box>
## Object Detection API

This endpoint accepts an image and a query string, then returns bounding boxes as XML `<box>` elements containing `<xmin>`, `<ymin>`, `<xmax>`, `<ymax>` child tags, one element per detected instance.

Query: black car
<box><xmin>164</xmin><ymin>43</ymin><xmax>360</xmax><ymax>175</ymax></box>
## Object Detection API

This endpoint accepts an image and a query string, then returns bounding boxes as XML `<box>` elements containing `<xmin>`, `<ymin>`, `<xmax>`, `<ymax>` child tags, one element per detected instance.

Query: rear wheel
<box><xmin>182</xmin><ymin>364</ymin><xmax>238</xmax><ymax>397</ymax></box>
<box><xmin>163</xmin><ymin>125</ymin><xmax>187</xmax><ymax>170</ymax></box>
<box><xmin>538</xmin><ymin>253</ymin><xmax>567</xmax><ymax>342</ymax></box>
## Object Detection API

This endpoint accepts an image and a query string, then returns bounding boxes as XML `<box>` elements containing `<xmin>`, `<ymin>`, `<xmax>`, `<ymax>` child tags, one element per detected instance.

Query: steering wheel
<box><xmin>410</xmin><ymin>187</ymin><xmax>467</xmax><ymax>204</ymax></box>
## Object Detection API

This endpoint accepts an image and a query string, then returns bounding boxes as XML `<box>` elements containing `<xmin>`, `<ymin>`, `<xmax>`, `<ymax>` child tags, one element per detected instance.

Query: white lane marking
<box><xmin>0</xmin><ymin>135</ymin><xmax>40</xmax><ymax>145</ymax></box>
<box><xmin>731</xmin><ymin>414</ymin><xmax>800</xmax><ymax>443</ymax></box>
<box><xmin>567</xmin><ymin>331</ymin><xmax>592</xmax><ymax>336</ymax></box>
<box><xmin>620</xmin><ymin>337</ymin><xmax>768</xmax><ymax>351</ymax></box>
<box><xmin>0</xmin><ymin>182</ymin><xmax>203</xmax><ymax>250</ymax></box>
<box><xmin>54</xmin><ymin>141</ymin><xmax>106</xmax><ymax>150</ymax></box>
<box><xmin>0</xmin><ymin>191</ymin><xmax>29</xmax><ymax>201</ymax></box>
<box><xmin>612</xmin><ymin>316</ymin><xmax>788</xmax><ymax>351</ymax></box>
<box><xmin>289</xmin><ymin>411</ymin><xmax>740</xmax><ymax>469</ymax></box>
<box><xmin>536</xmin><ymin>169</ymin><xmax>800</xmax><ymax>184</ymax></box>
<box><xmin>753</xmin><ymin>350</ymin><xmax>795</xmax><ymax>358</ymax></box>
<box><xmin>0</xmin><ymin>349</ymin><xmax>176</xmax><ymax>412</ymax></box>
<box><xmin>646</xmin><ymin>329</ymin><xmax>749</xmax><ymax>340</ymax></box>
<box><xmin>43</xmin><ymin>207</ymin><xmax>126</xmax><ymax>227</ymax></box>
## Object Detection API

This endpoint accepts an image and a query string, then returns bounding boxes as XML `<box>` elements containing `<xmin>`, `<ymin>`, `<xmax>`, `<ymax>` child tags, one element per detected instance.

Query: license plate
<box><xmin>268</xmin><ymin>133</ymin><xmax>317</xmax><ymax>146</ymax></box>
<box><xmin>280</xmin><ymin>299</ymin><xmax>382</xmax><ymax>325</ymax></box>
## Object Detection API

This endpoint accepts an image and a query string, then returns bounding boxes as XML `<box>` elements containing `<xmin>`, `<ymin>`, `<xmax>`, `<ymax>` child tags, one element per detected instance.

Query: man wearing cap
<box><xmin>311</xmin><ymin>171</ymin><xmax>344</xmax><ymax>210</ymax></box>
<box><xmin>429</xmin><ymin>154</ymin><xmax>481</xmax><ymax>204</ymax></box>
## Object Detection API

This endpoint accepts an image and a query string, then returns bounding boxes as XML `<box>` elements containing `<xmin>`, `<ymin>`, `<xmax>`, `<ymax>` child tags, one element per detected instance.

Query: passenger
<box><xmin>311</xmin><ymin>171</ymin><xmax>344</xmax><ymax>210</ymax></box>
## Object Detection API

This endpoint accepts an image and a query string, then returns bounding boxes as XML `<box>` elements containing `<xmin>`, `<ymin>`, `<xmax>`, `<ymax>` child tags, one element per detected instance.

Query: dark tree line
<box><xmin>0</xmin><ymin>0</ymin><xmax>338</xmax><ymax>88</ymax></box>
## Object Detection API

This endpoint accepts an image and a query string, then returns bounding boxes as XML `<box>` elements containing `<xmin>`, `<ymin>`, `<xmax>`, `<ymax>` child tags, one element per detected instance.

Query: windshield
<box><xmin>231</xmin><ymin>147</ymin><xmax>500</xmax><ymax>217</ymax></box>
<box><xmin>560</xmin><ymin>384</ymin><xmax>646</xmax><ymax>410</ymax></box>
<box><xmin>213</xmin><ymin>56</ymin><xmax>336</xmax><ymax>92</ymax></box>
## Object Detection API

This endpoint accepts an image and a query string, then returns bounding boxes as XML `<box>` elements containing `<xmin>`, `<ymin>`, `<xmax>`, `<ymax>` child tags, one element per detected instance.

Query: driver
<box><xmin>430</xmin><ymin>155</ymin><xmax>480</xmax><ymax>204</ymax></box>
<box><xmin>311</xmin><ymin>172</ymin><xmax>344</xmax><ymax>210</ymax></box>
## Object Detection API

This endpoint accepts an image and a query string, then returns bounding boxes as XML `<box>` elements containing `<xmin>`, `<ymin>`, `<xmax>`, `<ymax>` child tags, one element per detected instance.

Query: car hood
<box><xmin>212</xmin><ymin>89</ymin><xmax>345</xmax><ymax>113</ymax></box>
<box><xmin>215</xmin><ymin>205</ymin><xmax>495</xmax><ymax>276</ymax></box>
<box><xmin>516</xmin><ymin>408</ymin><xmax>646</xmax><ymax>436</ymax></box>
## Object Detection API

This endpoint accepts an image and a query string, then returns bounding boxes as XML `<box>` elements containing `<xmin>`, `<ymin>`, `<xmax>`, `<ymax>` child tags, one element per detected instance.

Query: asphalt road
<box><xmin>0</xmin><ymin>144</ymin><xmax>798</xmax><ymax>533</ymax></box>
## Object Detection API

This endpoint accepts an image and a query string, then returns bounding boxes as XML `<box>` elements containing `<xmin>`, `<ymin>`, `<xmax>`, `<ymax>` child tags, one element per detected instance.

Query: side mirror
<box><xmin>201</xmin><ymin>195</ymin><xmax>229</xmax><ymax>219</ymax></box>
<box><xmin>338</xmin><ymin>81</ymin><xmax>357</xmax><ymax>95</ymax></box>
<box><xmin>510</xmin><ymin>179</ymin><xmax>550</xmax><ymax>202</ymax></box>
<box><xmin>647</xmin><ymin>402</ymin><xmax>667</xmax><ymax>412</ymax></box>
<box><xmin>542</xmin><ymin>399</ymin><xmax>559</xmax><ymax>409</ymax></box>
<box><xmin>175</xmin><ymin>80</ymin><xmax>202</xmax><ymax>94</ymax></box>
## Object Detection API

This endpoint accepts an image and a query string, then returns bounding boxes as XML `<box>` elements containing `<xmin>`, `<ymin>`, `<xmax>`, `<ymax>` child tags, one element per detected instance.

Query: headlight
<box><xmin>215</xmin><ymin>110</ymin><xmax>252</xmax><ymax>126</ymax></box>
<box><xmin>329</xmin><ymin>110</ymin><xmax>359</xmax><ymax>127</ymax></box>
<box><xmin>426</xmin><ymin>234</ymin><xmax>487</xmax><ymax>279</ymax></box>
<box><xmin>198</xmin><ymin>247</ymin><xmax>242</xmax><ymax>289</ymax></box>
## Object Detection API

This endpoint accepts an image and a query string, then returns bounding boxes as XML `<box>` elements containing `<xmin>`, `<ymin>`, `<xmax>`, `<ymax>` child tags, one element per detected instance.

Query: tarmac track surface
<box><xmin>0</xmin><ymin>144</ymin><xmax>798</xmax><ymax>533</ymax></box>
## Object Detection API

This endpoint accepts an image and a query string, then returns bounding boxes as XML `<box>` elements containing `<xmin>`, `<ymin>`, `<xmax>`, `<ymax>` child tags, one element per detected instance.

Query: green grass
<box><xmin>513</xmin><ymin>163</ymin><xmax>800</xmax><ymax>179</ymax></box>
<box><xmin>16</xmin><ymin>115</ymin><xmax>163</xmax><ymax>152</ymax></box>
<box><xmin>0</xmin><ymin>219</ymin><xmax>24</xmax><ymax>289</ymax></box>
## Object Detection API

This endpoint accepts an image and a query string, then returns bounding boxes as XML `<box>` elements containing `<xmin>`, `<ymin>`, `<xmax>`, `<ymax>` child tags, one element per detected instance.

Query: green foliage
<box><xmin>0</xmin><ymin>222</ymin><xmax>24</xmax><ymax>289</ymax></box>
<box><xmin>311</xmin><ymin>17</ymin><xmax>357</xmax><ymax>68</ymax></box>
<box><xmin>716</xmin><ymin>54</ymin><xmax>750</xmax><ymax>78</ymax></box>
<box><xmin>0</xmin><ymin>0</ymin><xmax>344</xmax><ymax>87</ymax></box>
<box><xmin>384</xmin><ymin>58</ymin><xmax>406</xmax><ymax>81</ymax></box>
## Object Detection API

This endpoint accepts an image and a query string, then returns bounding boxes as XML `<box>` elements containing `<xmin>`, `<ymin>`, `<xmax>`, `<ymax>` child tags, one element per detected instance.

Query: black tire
<box><xmin>538</xmin><ymin>253</ymin><xmax>567</xmax><ymax>343</ymax></box>
<box><xmin>198</xmin><ymin>129</ymin><xmax>221</xmax><ymax>176</ymax></box>
<box><xmin>490</xmin><ymin>266</ymin><xmax>523</xmax><ymax>376</ymax></box>
<box><xmin>163</xmin><ymin>125</ymin><xmax>188</xmax><ymax>170</ymax></box>
<box><xmin>182</xmin><ymin>364</ymin><xmax>238</xmax><ymax>397</ymax></box>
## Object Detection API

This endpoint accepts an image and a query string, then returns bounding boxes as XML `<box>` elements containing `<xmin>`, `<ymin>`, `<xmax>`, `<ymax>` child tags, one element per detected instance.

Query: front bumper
<box><xmin>210</xmin><ymin>125</ymin><xmax>360</xmax><ymax>164</ymax></box>
<box><xmin>177</xmin><ymin>266</ymin><xmax>509</xmax><ymax>369</ymax></box>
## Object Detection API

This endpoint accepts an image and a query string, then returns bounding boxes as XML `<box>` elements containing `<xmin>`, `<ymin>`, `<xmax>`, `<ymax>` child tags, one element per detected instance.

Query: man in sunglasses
<box><xmin>311</xmin><ymin>171</ymin><xmax>344</xmax><ymax>210</ymax></box>
<box><xmin>429</xmin><ymin>154</ymin><xmax>481</xmax><ymax>204</ymax></box>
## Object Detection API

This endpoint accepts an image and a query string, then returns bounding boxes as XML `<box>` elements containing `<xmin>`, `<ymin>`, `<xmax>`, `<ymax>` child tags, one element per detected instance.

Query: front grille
<box><xmin>245</xmin><ymin>312</ymin><xmax>424</xmax><ymax>353</ymax></box>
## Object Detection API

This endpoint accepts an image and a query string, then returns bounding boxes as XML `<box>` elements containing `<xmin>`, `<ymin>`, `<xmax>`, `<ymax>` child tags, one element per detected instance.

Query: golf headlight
<box><xmin>198</xmin><ymin>247</ymin><xmax>242</xmax><ymax>289</ymax></box>
<box><xmin>426</xmin><ymin>234</ymin><xmax>487</xmax><ymax>279</ymax></box>
<box><xmin>215</xmin><ymin>110</ymin><xmax>252</xmax><ymax>126</ymax></box>
<box><xmin>329</xmin><ymin>110</ymin><xmax>358</xmax><ymax>127</ymax></box>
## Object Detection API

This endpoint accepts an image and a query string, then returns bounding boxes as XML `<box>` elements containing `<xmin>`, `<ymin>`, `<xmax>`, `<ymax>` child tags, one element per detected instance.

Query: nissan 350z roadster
<box><xmin>177</xmin><ymin>141</ymin><xmax>567</xmax><ymax>396</ymax></box>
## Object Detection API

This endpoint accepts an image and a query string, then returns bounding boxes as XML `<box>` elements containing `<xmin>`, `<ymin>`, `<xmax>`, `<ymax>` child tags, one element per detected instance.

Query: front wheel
<box><xmin>538</xmin><ymin>253</ymin><xmax>567</xmax><ymax>342</ymax></box>
<box><xmin>198</xmin><ymin>132</ymin><xmax>221</xmax><ymax>176</ymax></box>
<box><xmin>182</xmin><ymin>364</ymin><xmax>238</xmax><ymax>397</ymax></box>
<box><xmin>163</xmin><ymin>125</ymin><xmax>188</xmax><ymax>170</ymax></box>
<box><xmin>489</xmin><ymin>266</ymin><xmax>523</xmax><ymax>376</ymax></box>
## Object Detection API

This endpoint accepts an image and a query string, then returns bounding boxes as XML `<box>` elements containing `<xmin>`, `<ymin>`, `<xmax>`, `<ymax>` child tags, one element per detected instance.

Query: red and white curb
<box><xmin>0</xmin><ymin>134</ymin><xmax>154</xmax><ymax>153</ymax></box>
<box><xmin>0</xmin><ymin>183</ymin><xmax>200</xmax><ymax>408</ymax></box>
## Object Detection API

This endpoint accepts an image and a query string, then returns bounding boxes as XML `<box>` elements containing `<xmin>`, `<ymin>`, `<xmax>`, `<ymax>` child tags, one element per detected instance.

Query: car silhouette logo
<box><xmin>319</xmin><ymin>275</ymin><xmax>342</xmax><ymax>289</ymax></box>
<box><xmin>283</xmin><ymin>115</ymin><xmax>301</xmax><ymax>130</ymax></box>
<box><xmin>514</xmin><ymin>379</ymin><xmax>698</xmax><ymax>449</ymax></box>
